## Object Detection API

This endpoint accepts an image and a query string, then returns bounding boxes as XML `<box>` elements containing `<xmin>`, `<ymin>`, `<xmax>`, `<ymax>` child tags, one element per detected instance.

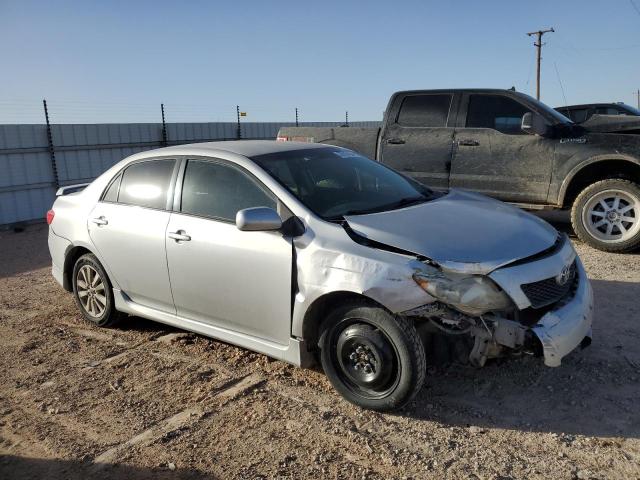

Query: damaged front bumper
<box><xmin>529</xmin><ymin>260</ymin><xmax>593</xmax><ymax>367</ymax></box>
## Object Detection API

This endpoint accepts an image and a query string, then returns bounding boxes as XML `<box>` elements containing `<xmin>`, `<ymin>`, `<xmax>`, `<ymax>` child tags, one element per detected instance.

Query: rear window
<box><xmin>396</xmin><ymin>94</ymin><xmax>452</xmax><ymax>127</ymax></box>
<box><xmin>118</xmin><ymin>159</ymin><xmax>175</xmax><ymax>210</ymax></box>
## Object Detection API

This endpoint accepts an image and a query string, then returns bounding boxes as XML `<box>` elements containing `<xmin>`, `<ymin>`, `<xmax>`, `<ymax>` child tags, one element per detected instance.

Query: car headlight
<box><xmin>413</xmin><ymin>267</ymin><xmax>511</xmax><ymax>316</ymax></box>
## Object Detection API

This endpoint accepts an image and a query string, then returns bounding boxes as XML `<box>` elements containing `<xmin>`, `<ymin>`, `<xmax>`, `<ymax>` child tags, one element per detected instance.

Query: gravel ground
<box><xmin>0</xmin><ymin>221</ymin><xmax>639</xmax><ymax>480</ymax></box>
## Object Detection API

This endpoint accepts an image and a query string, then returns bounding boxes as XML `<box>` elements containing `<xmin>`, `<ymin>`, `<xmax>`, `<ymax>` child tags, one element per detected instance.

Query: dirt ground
<box><xmin>0</xmin><ymin>220</ymin><xmax>639</xmax><ymax>480</ymax></box>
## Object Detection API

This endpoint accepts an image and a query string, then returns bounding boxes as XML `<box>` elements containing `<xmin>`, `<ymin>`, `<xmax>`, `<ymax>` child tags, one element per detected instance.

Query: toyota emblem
<box><xmin>556</xmin><ymin>264</ymin><xmax>573</xmax><ymax>286</ymax></box>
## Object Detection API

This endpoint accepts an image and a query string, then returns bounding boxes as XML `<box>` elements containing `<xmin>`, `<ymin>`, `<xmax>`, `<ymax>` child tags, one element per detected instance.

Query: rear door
<box><xmin>165</xmin><ymin>158</ymin><xmax>293</xmax><ymax>345</ymax></box>
<box><xmin>450</xmin><ymin>93</ymin><xmax>554</xmax><ymax>203</ymax></box>
<box><xmin>88</xmin><ymin>158</ymin><xmax>178</xmax><ymax>313</ymax></box>
<box><xmin>379</xmin><ymin>93</ymin><xmax>456</xmax><ymax>189</ymax></box>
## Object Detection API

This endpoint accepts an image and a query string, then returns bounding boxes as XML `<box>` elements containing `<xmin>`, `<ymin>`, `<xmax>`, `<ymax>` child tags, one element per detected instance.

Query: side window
<box><xmin>572</xmin><ymin>108</ymin><xmax>589</xmax><ymax>123</ymax></box>
<box><xmin>181</xmin><ymin>160</ymin><xmax>276</xmax><ymax>222</ymax></box>
<box><xmin>102</xmin><ymin>173</ymin><xmax>122</xmax><ymax>202</ymax></box>
<box><xmin>466</xmin><ymin>95</ymin><xmax>530</xmax><ymax>134</ymax></box>
<box><xmin>118</xmin><ymin>159</ymin><xmax>175</xmax><ymax>209</ymax></box>
<box><xmin>396</xmin><ymin>94</ymin><xmax>452</xmax><ymax>127</ymax></box>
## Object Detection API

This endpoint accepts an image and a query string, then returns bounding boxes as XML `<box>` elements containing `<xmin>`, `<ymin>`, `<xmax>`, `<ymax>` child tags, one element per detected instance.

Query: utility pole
<box><xmin>527</xmin><ymin>27</ymin><xmax>554</xmax><ymax>100</ymax></box>
<box><xmin>295</xmin><ymin>107</ymin><xmax>299</xmax><ymax>127</ymax></box>
<box><xmin>636</xmin><ymin>89</ymin><xmax>640</xmax><ymax>109</ymax></box>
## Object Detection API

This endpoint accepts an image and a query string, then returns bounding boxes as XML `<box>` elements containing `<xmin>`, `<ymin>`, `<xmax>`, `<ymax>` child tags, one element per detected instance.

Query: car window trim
<box><xmin>173</xmin><ymin>156</ymin><xmax>280</xmax><ymax>225</ymax></box>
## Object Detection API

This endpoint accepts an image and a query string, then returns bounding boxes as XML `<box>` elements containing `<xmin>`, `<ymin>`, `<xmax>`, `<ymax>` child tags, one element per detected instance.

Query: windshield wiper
<box><xmin>326</xmin><ymin>195</ymin><xmax>429</xmax><ymax>221</ymax></box>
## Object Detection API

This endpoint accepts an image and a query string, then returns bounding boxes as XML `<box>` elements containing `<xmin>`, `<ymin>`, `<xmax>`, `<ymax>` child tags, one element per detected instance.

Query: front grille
<box><xmin>521</xmin><ymin>261</ymin><xmax>577</xmax><ymax>309</ymax></box>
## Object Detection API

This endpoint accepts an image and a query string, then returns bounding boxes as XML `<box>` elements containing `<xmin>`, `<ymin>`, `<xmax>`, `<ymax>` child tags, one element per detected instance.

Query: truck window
<box><xmin>396</xmin><ymin>94</ymin><xmax>452</xmax><ymax>127</ymax></box>
<box><xmin>466</xmin><ymin>95</ymin><xmax>530</xmax><ymax>134</ymax></box>
<box><xmin>571</xmin><ymin>108</ymin><xmax>590</xmax><ymax>123</ymax></box>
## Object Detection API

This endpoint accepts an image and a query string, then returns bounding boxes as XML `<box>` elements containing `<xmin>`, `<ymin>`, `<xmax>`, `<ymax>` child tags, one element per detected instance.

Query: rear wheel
<box><xmin>319</xmin><ymin>301</ymin><xmax>426</xmax><ymax>411</ymax></box>
<box><xmin>571</xmin><ymin>179</ymin><xmax>640</xmax><ymax>252</ymax></box>
<box><xmin>72</xmin><ymin>253</ymin><xmax>123</xmax><ymax>327</ymax></box>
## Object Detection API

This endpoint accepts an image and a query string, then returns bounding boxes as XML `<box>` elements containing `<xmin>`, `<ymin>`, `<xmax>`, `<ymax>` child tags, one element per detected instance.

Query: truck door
<box><xmin>379</xmin><ymin>93</ymin><xmax>455</xmax><ymax>189</ymax></box>
<box><xmin>450</xmin><ymin>93</ymin><xmax>554</xmax><ymax>203</ymax></box>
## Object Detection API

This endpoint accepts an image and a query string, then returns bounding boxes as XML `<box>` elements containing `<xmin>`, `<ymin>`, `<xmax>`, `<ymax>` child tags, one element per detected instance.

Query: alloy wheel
<box><xmin>76</xmin><ymin>265</ymin><xmax>107</xmax><ymax>318</ymax></box>
<box><xmin>582</xmin><ymin>189</ymin><xmax>639</xmax><ymax>243</ymax></box>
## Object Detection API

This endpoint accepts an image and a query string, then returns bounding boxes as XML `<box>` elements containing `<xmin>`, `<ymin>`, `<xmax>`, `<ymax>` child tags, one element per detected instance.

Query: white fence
<box><xmin>0</xmin><ymin>121</ymin><xmax>380</xmax><ymax>226</ymax></box>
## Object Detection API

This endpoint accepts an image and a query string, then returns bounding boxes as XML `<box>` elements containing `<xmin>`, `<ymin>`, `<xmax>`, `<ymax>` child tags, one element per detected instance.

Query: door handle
<box><xmin>457</xmin><ymin>139</ymin><xmax>480</xmax><ymax>146</ymax></box>
<box><xmin>91</xmin><ymin>216</ymin><xmax>108</xmax><ymax>226</ymax></box>
<box><xmin>168</xmin><ymin>230</ymin><xmax>191</xmax><ymax>242</ymax></box>
<box><xmin>386</xmin><ymin>138</ymin><xmax>406</xmax><ymax>145</ymax></box>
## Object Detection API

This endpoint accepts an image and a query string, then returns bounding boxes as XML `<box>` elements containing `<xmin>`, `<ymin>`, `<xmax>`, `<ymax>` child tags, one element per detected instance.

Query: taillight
<box><xmin>46</xmin><ymin>209</ymin><xmax>55</xmax><ymax>225</ymax></box>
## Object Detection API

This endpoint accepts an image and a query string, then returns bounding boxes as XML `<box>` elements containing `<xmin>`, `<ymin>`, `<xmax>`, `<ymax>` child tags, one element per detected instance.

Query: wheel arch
<box><xmin>300</xmin><ymin>291</ymin><xmax>389</xmax><ymax>352</ymax></box>
<box><xmin>62</xmin><ymin>244</ymin><xmax>98</xmax><ymax>292</ymax></box>
<box><xmin>559</xmin><ymin>155</ymin><xmax>640</xmax><ymax>208</ymax></box>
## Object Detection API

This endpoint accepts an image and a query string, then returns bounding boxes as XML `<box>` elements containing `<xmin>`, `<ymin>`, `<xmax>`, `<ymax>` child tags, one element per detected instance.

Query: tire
<box><xmin>319</xmin><ymin>301</ymin><xmax>426</xmax><ymax>411</ymax></box>
<box><xmin>571</xmin><ymin>179</ymin><xmax>640</xmax><ymax>253</ymax></box>
<box><xmin>72</xmin><ymin>253</ymin><xmax>123</xmax><ymax>327</ymax></box>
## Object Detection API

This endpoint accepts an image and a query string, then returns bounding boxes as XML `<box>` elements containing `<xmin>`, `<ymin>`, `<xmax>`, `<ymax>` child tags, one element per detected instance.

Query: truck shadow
<box><xmin>0</xmin><ymin>455</ymin><xmax>218</xmax><ymax>480</ymax></box>
<box><xmin>398</xmin><ymin>278</ymin><xmax>640</xmax><ymax>439</ymax></box>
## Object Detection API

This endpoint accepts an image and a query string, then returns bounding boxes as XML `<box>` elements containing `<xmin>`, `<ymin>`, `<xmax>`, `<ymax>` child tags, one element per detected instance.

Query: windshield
<box><xmin>621</xmin><ymin>103</ymin><xmax>640</xmax><ymax>116</ymax></box>
<box><xmin>252</xmin><ymin>147</ymin><xmax>434</xmax><ymax>220</ymax></box>
<box><xmin>517</xmin><ymin>92</ymin><xmax>574</xmax><ymax>124</ymax></box>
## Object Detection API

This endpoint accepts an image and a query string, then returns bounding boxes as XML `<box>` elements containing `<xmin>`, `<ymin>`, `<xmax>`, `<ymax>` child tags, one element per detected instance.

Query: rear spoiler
<box><xmin>56</xmin><ymin>183</ymin><xmax>90</xmax><ymax>196</ymax></box>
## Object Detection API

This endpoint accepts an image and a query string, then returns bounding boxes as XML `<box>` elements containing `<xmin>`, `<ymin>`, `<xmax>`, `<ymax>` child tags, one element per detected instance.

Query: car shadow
<box><xmin>396</xmin><ymin>278</ymin><xmax>640</xmax><ymax>439</ymax></box>
<box><xmin>0</xmin><ymin>224</ymin><xmax>51</xmax><ymax>278</ymax></box>
<box><xmin>0</xmin><ymin>455</ymin><xmax>218</xmax><ymax>480</ymax></box>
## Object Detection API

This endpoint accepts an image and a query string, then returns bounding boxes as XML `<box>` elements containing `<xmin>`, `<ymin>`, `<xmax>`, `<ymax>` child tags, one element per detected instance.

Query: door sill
<box><xmin>112</xmin><ymin>289</ymin><xmax>313</xmax><ymax>367</ymax></box>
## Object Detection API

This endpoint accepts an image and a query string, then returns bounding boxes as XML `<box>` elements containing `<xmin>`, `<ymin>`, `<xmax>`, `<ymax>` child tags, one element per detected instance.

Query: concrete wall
<box><xmin>0</xmin><ymin>121</ymin><xmax>380</xmax><ymax>226</ymax></box>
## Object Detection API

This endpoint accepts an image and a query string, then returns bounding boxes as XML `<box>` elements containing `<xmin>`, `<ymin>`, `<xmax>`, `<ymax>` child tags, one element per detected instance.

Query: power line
<box><xmin>553</xmin><ymin>62</ymin><xmax>568</xmax><ymax>106</ymax></box>
<box><xmin>630</xmin><ymin>0</ymin><xmax>640</xmax><ymax>16</ymax></box>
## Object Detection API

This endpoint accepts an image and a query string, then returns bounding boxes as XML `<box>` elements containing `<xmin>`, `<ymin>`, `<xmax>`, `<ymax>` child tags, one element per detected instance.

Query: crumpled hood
<box><xmin>344</xmin><ymin>190</ymin><xmax>558</xmax><ymax>274</ymax></box>
<box><xmin>581</xmin><ymin>114</ymin><xmax>640</xmax><ymax>133</ymax></box>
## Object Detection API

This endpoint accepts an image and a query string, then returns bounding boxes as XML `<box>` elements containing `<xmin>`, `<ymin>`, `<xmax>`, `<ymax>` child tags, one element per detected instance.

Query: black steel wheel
<box><xmin>320</xmin><ymin>301</ymin><xmax>426</xmax><ymax>411</ymax></box>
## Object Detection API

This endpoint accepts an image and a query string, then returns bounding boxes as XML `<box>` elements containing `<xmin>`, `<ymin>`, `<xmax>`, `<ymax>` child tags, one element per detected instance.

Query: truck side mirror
<box><xmin>521</xmin><ymin>112</ymin><xmax>550</xmax><ymax>136</ymax></box>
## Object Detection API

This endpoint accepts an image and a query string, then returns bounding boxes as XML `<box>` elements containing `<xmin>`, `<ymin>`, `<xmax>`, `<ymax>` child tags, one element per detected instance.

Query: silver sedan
<box><xmin>47</xmin><ymin>141</ymin><xmax>592</xmax><ymax>410</ymax></box>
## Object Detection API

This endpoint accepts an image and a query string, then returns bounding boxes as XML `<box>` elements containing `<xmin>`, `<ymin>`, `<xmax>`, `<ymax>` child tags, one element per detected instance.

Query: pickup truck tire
<box><xmin>72</xmin><ymin>253</ymin><xmax>124</xmax><ymax>327</ymax></box>
<box><xmin>319</xmin><ymin>301</ymin><xmax>426</xmax><ymax>411</ymax></box>
<box><xmin>571</xmin><ymin>179</ymin><xmax>640</xmax><ymax>252</ymax></box>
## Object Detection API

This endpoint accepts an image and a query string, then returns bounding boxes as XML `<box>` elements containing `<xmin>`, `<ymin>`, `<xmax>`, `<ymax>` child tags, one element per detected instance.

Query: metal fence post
<box><xmin>161</xmin><ymin>103</ymin><xmax>168</xmax><ymax>146</ymax></box>
<box><xmin>43</xmin><ymin>99</ymin><xmax>60</xmax><ymax>188</ymax></box>
<box><xmin>236</xmin><ymin>105</ymin><xmax>242</xmax><ymax>139</ymax></box>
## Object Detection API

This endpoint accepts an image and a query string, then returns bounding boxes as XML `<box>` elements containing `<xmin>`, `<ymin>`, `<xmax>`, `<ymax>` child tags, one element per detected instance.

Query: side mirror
<box><xmin>236</xmin><ymin>207</ymin><xmax>282</xmax><ymax>232</ymax></box>
<box><xmin>521</xmin><ymin>112</ymin><xmax>550</xmax><ymax>136</ymax></box>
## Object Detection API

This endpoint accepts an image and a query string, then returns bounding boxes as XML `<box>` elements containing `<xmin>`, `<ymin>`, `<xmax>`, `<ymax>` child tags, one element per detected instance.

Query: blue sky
<box><xmin>1</xmin><ymin>0</ymin><xmax>639</xmax><ymax>123</ymax></box>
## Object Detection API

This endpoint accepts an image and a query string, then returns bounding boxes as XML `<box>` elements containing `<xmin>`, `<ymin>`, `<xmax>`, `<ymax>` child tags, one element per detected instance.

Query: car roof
<box><xmin>126</xmin><ymin>140</ymin><xmax>330</xmax><ymax>161</ymax></box>
<box><xmin>556</xmin><ymin>103</ymin><xmax>624</xmax><ymax>109</ymax></box>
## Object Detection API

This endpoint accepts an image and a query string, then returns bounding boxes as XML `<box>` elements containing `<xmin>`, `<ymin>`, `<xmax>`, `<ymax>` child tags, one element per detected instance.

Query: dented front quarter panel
<box><xmin>290</xmin><ymin>216</ymin><xmax>434</xmax><ymax>339</ymax></box>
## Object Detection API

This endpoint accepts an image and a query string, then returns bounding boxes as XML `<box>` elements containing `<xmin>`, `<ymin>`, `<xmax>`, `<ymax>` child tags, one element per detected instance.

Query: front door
<box><xmin>380</xmin><ymin>93</ymin><xmax>455</xmax><ymax>189</ymax></box>
<box><xmin>88</xmin><ymin>158</ymin><xmax>177</xmax><ymax>313</ymax></box>
<box><xmin>165</xmin><ymin>158</ymin><xmax>293</xmax><ymax>345</ymax></box>
<box><xmin>450</xmin><ymin>93</ymin><xmax>554</xmax><ymax>203</ymax></box>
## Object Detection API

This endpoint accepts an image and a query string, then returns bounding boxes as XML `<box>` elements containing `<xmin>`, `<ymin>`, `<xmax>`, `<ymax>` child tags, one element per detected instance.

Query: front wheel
<box><xmin>319</xmin><ymin>301</ymin><xmax>426</xmax><ymax>411</ymax></box>
<box><xmin>571</xmin><ymin>179</ymin><xmax>640</xmax><ymax>252</ymax></box>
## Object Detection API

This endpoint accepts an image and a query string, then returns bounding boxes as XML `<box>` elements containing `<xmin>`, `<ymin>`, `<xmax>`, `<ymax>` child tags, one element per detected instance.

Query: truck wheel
<box><xmin>319</xmin><ymin>301</ymin><xmax>426</xmax><ymax>411</ymax></box>
<box><xmin>571</xmin><ymin>179</ymin><xmax>640</xmax><ymax>252</ymax></box>
<box><xmin>72</xmin><ymin>253</ymin><xmax>124</xmax><ymax>327</ymax></box>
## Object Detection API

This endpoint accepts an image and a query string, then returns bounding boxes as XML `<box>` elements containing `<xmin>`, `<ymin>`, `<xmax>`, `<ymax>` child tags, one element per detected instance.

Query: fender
<box><xmin>557</xmin><ymin>154</ymin><xmax>640</xmax><ymax>206</ymax></box>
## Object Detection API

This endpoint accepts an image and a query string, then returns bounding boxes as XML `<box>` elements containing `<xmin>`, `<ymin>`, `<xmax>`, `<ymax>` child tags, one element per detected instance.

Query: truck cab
<box><xmin>278</xmin><ymin>88</ymin><xmax>640</xmax><ymax>252</ymax></box>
